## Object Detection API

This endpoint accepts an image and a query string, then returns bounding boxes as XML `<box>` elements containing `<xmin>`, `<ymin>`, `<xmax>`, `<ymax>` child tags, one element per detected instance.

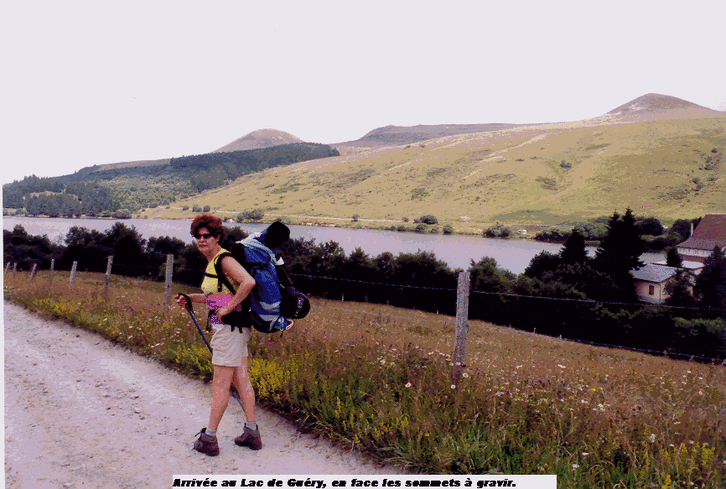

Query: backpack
<box><xmin>214</xmin><ymin>225</ymin><xmax>310</xmax><ymax>334</ymax></box>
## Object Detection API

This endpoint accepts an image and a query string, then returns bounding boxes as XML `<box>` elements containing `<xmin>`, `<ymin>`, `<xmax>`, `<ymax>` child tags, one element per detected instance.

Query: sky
<box><xmin>2</xmin><ymin>0</ymin><xmax>725</xmax><ymax>184</ymax></box>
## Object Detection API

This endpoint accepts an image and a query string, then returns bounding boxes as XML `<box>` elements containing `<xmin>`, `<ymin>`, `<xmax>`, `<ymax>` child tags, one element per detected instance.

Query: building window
<box><xmin>648</xmin><ymin>285</ymin><xmax>655</xmax><ymax>295</ymax></box>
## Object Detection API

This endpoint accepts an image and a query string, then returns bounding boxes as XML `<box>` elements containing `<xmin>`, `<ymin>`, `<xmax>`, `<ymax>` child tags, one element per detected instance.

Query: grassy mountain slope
<box><xmin>145</xmin><ymin>96</ymin><xmax>725</xmax><ymax>231</ymax></box>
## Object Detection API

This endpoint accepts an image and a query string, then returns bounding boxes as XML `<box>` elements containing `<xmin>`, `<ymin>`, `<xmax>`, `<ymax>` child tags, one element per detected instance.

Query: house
<box><xmin>631</xmin><ymin>263</ymin><xmax>679</xmax><ymax>304</ymax></box>
<box><xmin>677</xmin><ymin>213</ymin><xmax>726</xmax><ymax>263</ymax></box>
<box><xmin>631</xmin><ymin>261</ymin><xmax>703</xmax><ymax>304</ymax></box>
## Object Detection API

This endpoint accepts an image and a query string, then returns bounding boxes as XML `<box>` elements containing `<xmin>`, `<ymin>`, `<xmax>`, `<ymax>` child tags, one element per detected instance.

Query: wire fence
<box><xmin>5</xmin><ymin>255</ymin><xmax>725</xmax><ymax>416</ymax></box>
<box><xmin>5</xmin><ymin>255</ymin><xmax>725</xmax><ymax>362</ymax></box>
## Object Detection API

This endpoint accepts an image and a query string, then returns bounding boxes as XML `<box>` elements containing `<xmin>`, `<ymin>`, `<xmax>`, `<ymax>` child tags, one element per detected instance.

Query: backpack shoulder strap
<box><xmin>213</xmin><ymin>251</ymin><xmax>236</xmax><ymax>294</ymax></box>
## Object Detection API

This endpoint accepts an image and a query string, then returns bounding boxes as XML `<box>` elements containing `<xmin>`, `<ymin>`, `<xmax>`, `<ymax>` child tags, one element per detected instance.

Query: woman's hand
<box><xmin>216</xmin><ymin>304</ymin><xmax>232</xmax><ymax>319</ymax></box>
<box><xmin>176</xmin><ymin>294</ymin><xmax>189</xmax><ymax>309</ymax></box>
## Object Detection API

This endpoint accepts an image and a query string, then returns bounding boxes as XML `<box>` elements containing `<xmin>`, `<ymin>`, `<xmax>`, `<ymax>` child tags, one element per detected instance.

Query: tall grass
<box><xmin>5</xmin><ymin>270</ymin><xmax>726</xmax><ymax>487</ymax></box>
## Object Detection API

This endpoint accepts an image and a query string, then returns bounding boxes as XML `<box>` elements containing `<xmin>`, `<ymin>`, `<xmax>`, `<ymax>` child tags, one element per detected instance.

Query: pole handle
<box><xmin>177</xmin><ymin>293</ymin><xmax>194</xmax><ymax>312</ymax></box>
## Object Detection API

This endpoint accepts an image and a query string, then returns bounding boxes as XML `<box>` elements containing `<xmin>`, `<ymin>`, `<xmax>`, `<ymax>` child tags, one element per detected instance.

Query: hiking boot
<box><xmin>234</xmin><ymin>426</ymin><xmax>262</xmax><ymax>450</ymax></box>
<box><xmin>193</xmin><ymin>428</ymin><xmax>220</xmax><ymax>456</ymax></box>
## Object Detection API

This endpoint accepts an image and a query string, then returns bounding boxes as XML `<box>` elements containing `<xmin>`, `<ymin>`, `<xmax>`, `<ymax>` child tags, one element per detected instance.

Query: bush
<box><xmin>236</xmin><ymin>209</ymin><xmax>265</xmax><ymax>222</ymax></box>
<box><xmin>483</xmin><ymin>223</ymin><xmax>511</xmax><ymax>239</ymax></box>
<box><xmin>534</xmin><ymin>227</ymin><xmax>570</xmax><ymax>243</ymax></box>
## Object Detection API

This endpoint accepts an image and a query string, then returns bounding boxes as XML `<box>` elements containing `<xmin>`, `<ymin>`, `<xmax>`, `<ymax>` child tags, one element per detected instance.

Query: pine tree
<box><xmin>665</xmin><ymin>270</ymin><xmax>694</xmax><ymax>308</ymax></box>
<box><xmin>594</xmin><ymin>208</ymin><xmax>645</xmax><ymax>301</ymax></box>
<box><xmin>665</xmin><ymin>246</ymin><xmax>683</xmax><ymax>268</ymax></box>
<box><xmin>560</xmin><ymin>229</ymin><xmax>588</xmax><ymax>265</ymax></box>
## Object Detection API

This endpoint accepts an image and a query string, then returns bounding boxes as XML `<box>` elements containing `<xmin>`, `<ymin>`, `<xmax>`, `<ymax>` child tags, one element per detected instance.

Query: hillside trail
<box><xmin>3</xmin><ymin>302</ymin><xmax>401</xmax><ymax>489</ymax></box>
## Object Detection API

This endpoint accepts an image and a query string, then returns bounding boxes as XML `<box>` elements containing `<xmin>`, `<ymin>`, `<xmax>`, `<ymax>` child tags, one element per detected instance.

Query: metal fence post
<box><xmin>49</xmin><ymin>259</ymin><xmax>55</xmax><ymax>287</ymax></box>
<box><xmin>452</xmin><ymin>270</ymin><xmax>471</xmax><ymax>383</ymax></box>
<box><xmin>69</xmin><ymin>261</ymin><xmax>78</xmax><ymax>288</ymax></box>
<box><xmin>164</xmin><ymin>254</ymin><xmax>174</xmax><ymax>304</ymax></box>
<box><xmin>103</xmin><ymin>256</ymin><xmax>113</xmax><ymax>297</ymax></box>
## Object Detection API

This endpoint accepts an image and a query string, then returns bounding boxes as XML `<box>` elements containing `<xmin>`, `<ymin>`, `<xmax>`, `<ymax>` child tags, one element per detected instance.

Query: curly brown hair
<box><xmin>190</xmin><ymin>214</ymin><xmax>225</xmax><ymax>239</ymax></box>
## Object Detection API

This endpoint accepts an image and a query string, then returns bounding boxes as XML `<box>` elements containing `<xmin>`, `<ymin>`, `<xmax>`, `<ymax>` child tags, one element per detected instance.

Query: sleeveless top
<box><xmin>201</xmin><ymin>248</ymin><xmax>238</xmax><ymax>295</ymax></box>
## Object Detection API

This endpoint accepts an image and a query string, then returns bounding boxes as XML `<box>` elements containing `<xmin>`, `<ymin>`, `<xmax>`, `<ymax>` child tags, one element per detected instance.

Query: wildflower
<box><xmin>405</xmin><ymin>382</ymin><xmax>412</xmax><ymax>388</ymax></box>
<box><xmin>582</xmin><ymin>452</ymin><xmax>589</xmax><ymax>456</ymax></box>
<box><xmin>462</xmin><ymin>372</ymin><xmax>469</xmax><ymax>379</ymax></box>
<box><xmin>648</xmin><ymin>434</ymin><xmax>656</xmax><ymax>443</ymax></box>
<box><xmin>450</xmin><ymin>384</ymin><xmax>456</xmax><ymax>390</ymax></box>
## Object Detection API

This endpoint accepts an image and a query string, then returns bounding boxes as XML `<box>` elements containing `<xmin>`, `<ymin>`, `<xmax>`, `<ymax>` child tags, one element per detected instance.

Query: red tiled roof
<box><xmin>677</xmin><ymin>213</ymin><xmax>726</xmax><ymax>251</ymax></box>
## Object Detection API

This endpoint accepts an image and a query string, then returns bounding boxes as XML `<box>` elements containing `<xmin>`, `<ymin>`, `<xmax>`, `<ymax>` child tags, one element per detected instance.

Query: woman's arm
<box><xmin>175</xmin><ymin>293</ymin><xmax>206</xmax><ymax>309</ymax></box>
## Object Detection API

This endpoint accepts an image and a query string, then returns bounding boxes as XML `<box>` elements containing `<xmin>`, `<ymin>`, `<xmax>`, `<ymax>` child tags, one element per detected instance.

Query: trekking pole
<box><xmin>177</xmin><ymin>293</ymin><xmax>243</xmax><ymax>409</ymax></box>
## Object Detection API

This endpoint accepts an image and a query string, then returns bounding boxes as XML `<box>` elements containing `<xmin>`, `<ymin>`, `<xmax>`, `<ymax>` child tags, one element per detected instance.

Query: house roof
<box><xmin>651</xmin><ymin>260</ymin><xmax>704</xmax><ymax>271</ymax></box>
<box><xmin>631</xmin><ymin>263</ymin><xmax>678</xmax><ymax>283</ymax></box>
<box><xmin>677</xmin><ymin>213</ymin><xmax>726</xmax><ymax>251</ymax></box>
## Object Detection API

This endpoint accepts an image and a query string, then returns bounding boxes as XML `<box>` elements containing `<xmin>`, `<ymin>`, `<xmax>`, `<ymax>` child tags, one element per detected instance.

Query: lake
<box><xmin>3</xmin><ymin>217</ymin><xmax>664</xmax><ymax>275</ymax></box>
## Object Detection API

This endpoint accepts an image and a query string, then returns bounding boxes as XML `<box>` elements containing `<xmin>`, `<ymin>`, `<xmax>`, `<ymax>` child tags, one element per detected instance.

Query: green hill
<box><xmin>144</xmin><ymin>95</ymin><xmax>725</xmax><ymax>231</ymax></box>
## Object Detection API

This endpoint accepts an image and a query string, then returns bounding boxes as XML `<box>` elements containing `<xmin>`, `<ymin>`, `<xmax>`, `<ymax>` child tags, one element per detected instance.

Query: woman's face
<box><xmin>194</xmin><ymin>226</ymin><xmax>220</xmax><ymax>253</ymax></box>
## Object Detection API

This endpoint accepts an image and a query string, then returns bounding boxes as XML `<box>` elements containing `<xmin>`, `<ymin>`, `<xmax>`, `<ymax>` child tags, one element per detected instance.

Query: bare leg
<box><xmin>208</xmin><ymin>365</ymin><xmax>234</xmax><ymax>431</ymax></box>
<box><xmin>231</xmin><ymin>356</ymin><xmax>256</xmax><ymax>423</ymax></box>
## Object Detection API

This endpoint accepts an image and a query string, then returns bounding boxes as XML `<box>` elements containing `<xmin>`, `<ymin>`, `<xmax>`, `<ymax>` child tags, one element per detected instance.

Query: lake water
<box><xmin>3</xmin><ymin>217</ymin><xmax>664</xmax><ymax>275</ymax></box>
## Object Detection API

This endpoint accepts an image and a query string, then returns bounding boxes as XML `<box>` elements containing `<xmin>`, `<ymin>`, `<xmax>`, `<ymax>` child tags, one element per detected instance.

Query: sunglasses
<box><xmin>194</xmin><ymin>232</ymin><xmax>216</xmax><ymax>240</ymax></box>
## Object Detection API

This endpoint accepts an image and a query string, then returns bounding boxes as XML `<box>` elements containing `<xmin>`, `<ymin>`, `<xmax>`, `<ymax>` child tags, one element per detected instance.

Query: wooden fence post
<box><xmin>13</xmin><ymin>263</ymin><xmax>18</xmax><ymax>276</ymax></box>
<box><xmin>29</xmin><ymin>263</ymin><xmax>38</xmax><ymax>280</ymax></box>
<box><xmin>164</xmin><ymin>254</ymin><xmax>174</xmax><ymax>304</ymax></box>
<box><xmin>4</xmin><ymin>262</ymin><xmax>10</xmax><ymax>274</ymax></box>
<box><xmin>49</xmin><ymin>259</ymin><xmax>55</xmax><ymax>287</ymax></box>
<box><xmin>451</xmin><ymin>270</ymin><xmax>471</xmax><ymax>383</ymax></box>
<box><xmin>69</xmin><ymin>261</ymin><xmax>78</xmax><ymax>288</ymax></box>
<box><xmin>103</xmin><ymin>256</ymin><xmax>113</xmax><ymax>297</ymax></box>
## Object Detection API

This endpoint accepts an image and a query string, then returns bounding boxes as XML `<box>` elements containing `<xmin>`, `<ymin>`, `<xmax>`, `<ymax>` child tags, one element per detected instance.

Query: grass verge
<box><xmin>4</xmin><ymin>270</ymin><xmax>726</xmax><ymax>486</ymax></box>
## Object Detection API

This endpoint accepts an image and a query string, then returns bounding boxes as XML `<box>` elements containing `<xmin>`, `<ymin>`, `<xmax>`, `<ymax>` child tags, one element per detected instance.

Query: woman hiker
<box><xmin>175</xmin><ymin>213</ymin><xmax>262</xmax><ymax>456</ymax></box>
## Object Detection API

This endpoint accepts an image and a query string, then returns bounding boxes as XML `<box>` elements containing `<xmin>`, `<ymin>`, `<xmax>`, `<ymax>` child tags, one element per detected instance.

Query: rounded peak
<box><xmin>213</xmin><ymin>129</ymin><xmax>303</xmax><ymax>153</ymax></box>
<box><xmin>606</xmin><ymin>93</ymin><xmax>708</xmax><ymax>115</ymax></box>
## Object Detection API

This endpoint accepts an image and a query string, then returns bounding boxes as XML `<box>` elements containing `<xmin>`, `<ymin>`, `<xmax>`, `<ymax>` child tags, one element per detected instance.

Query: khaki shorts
<box><xmin>210</xmin><ymin>324</ymin><xmax>251</xmax><ymax>367</ymax></box>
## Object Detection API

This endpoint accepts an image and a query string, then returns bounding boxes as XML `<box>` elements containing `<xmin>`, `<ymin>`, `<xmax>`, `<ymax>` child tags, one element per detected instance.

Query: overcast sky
<box><xmin>2</xmin><ymin>0</ymin><xmax>724</xmax><ymax>184</ymax></box>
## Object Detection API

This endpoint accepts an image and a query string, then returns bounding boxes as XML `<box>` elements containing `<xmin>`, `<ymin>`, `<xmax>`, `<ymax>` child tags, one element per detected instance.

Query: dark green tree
<box><xmin>665</xmin><ymin>270</ymin><xmax>695</xmax><ymax>309</ymax></box>
<box><xmin>594</xmin><ymin>208</ymin><xmax>645</xmax><ymax>301</ymax></box>
<box><xmin>102</xmin><ymin>223</ymin><xmax>147</xmax><ymax>276</ymax></box>
<box><xmin>665</xmin><ymin>247</ymin><xmax>683</xmax><ymax>268</ymax></box>
<box><xmin>560</xmin><ymin>229</ymin><xmax>588</xmax><ymax>265</ymax></box>
<box><xmin>524</xmin><ymin>250</ymin><xmax>560</xmax><ymax>279</ymax></box>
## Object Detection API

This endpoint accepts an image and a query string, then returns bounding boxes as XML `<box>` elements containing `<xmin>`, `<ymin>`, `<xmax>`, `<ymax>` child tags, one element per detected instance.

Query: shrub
<box><xmin>411</xmin><ymin>188</ymin><xmax>429</xmax><ymax>200</ymax></box>
<box><xmin>416</xmin><ymin>215</ymin><xmax>438</xmax><ymax>225</ymax></box>
<box><xmin>534</xmin><ymin>227</ymin><xmax>571</xmax><ymax>243</ymax></box>
<box><xmin>483</xmin><ymin>223</ymin><xmax>511</xmax><ymax>239</ymax></box>
<box><xmin>236</xmin><ymin>209</ymin><xmax>265</xmax><ymax>222</ymax></box>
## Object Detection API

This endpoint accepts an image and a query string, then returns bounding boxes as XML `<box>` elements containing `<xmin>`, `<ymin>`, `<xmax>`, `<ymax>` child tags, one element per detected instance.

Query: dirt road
<box><xmin>4</xmin><ymin>302</ymin><xmax>400</xmax><ymax>489</ymax></box>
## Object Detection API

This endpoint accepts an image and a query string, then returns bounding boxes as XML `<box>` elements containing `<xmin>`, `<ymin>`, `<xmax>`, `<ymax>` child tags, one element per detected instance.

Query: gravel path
<box><xmin>4</xmin><ymin>302</ymin><xmax>400</xmax><ymax>489</ymax></box>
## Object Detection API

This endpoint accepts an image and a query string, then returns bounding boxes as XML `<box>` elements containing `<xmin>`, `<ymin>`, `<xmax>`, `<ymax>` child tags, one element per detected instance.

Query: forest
<box><xmin>5</xmin><ymin>209</ymin><xmax>725</xmax><ymax>361</ymax></box>
<box><xmin>2</xmin><ymin>143</ymin><xmax>339</xmax><ymax>215</ymax></box>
